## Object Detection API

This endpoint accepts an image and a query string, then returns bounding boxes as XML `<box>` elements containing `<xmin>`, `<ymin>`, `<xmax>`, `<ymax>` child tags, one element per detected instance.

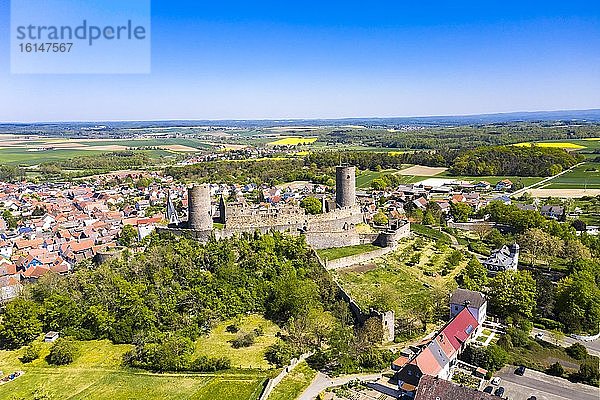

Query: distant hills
<box><xmin>1</xmin><ymin>109</ymin><xmax>600</xmax><ymax>132</ymax></box>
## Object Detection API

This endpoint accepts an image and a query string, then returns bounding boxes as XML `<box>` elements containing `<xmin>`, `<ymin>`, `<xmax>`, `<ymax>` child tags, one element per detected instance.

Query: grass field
<box><xmin>335</xmin><ymin>237</ymin><xmax>464</xmax><ymax>318</ymax></box>
<box><xmin>539</xmin><ymin>162</ymin><xmax>600</xmax><ymax>189</ymax></box>
<box><xmin>0</xmin><ymin>339</ymin><xmax>268</xmax><ymax>400</ymax></box>
<box><xmin>316</xmin><ymin>244</ymin><xmax>380</xmax><ymax>261</ymax></box>
<box><xmin>267</xmin><ymin>361</ymin><xmax>316</xmax><ymax>400</ymax></box>
<box><xmin>195</xmin><ymin>315</ymin><xmax>280</xmax><ymax>370</ymax></box>
<box><xmin>267</xmin><ymin>137</ymin><xmax>318</xmax><ymax>146</ymax></box>
<box><xmin>355</xmin><ymin>169</ymin><xmax>402</xmax><ymax>188</ymax></box>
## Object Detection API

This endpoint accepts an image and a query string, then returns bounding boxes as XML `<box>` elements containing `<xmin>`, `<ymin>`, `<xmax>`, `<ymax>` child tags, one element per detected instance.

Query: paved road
<box><xmin>298</xmin><ymin>372</ymin><xmax>382</xmax><ymax>400</ymax></box>
<box><xmin>532</xmin><ymin>328</ymin><xmax>600</xmax><ymax>357</ymax></box>
<box><xmin>510</xmin><ymin>162</ymin><xmax>584</xmax><ymax>198</ymax></box>
<box><xmin>496</xmin><ymin>366</ymin><xmax>599</xmax><ymax>400</ymax></box>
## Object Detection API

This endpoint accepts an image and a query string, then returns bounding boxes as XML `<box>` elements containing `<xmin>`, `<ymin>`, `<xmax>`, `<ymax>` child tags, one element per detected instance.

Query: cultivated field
<box><xmin>531</xmin><ymin>162</ymin><xmax>600</xmax><ymax>194</ymax></box>
<box><xmin>0</xmin><ymin>135</ymin><xmax>210</xmax><ymax>165</ymax></box>
<box><xmin>0</xmin><ymin>340</ymin><xmax>268</xmax><ymax>400</ymax></box>
<box><xmin>397</xmin><ymin>165</ymin><xmax>447</xmax><ymax>176</ymax></box>
<box><xmin>267</xmin><ymin>137</ymin><xmax>318</xmax><ymax>146</ymax></box>
<box><xmin>513</xmin><ymin>141</ymin><xmax>586</xmax><ymax>149</ymax></box>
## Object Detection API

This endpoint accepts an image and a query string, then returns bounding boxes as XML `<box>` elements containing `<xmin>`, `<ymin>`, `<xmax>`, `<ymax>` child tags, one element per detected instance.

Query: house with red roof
<box><xmin>393</xmin><ymin>307</ymin><xmax>480</xmax><ymax>396</ymax></box>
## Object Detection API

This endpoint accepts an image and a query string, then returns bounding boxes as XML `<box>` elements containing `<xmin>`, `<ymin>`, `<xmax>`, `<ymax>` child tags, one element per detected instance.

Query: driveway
<box><xmin>298</xmin><ymin>372</ymin><xmax>382</xmax><ymax>400</ymax></box>
<box><xmin>532</xmin><ymin>328</ymin><xmax>600</xmax><ymax>357</ymax></box>
<box><xmin>495</xmin><ymin>366</ymin><xmax>599</xmax><ymax>400</ymax></box>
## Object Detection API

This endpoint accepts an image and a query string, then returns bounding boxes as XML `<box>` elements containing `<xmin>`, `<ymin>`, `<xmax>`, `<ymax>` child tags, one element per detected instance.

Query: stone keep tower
<box><xmin>336</xmin><ymin>165</ymin><xmax>356</xmax><ymax>208</ymax></box>
<box><xmin>187</xmin><ymin>184</ymin><xmax>213</xmax><ymax>231</ymax></box>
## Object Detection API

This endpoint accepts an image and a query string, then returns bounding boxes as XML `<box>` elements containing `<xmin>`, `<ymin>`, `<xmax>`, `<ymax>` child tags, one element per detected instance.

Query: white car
<box><xmin>491</xmin><ymin>377</ymin><xmax>501</xmax><ymax>385</ymax></box>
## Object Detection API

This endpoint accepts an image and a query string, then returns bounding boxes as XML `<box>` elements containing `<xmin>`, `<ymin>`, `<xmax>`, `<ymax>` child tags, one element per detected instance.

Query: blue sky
<box><xmin>0</xmin><ymin>0</ymin><xmax>599</xmax><ymax>122</ymax></box>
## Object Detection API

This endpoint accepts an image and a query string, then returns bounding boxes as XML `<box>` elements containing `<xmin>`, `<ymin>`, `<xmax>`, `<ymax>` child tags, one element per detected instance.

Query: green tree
<box><xmin>372</xmin><ymin>211</ymin><xmax>389</xmax><ymax>226</ymax></box>
<box><xmin>0</xmin><ymin>298</ymin><xmax>42</xmax><ymax>349</ymax></box>
<box><xmin>119</xmin><ymin>224</ymin><xmax>138</xmax><ymax>247</ymax></box>
<box><xmin>555</xmin><ymin>268</ymin><xmax>600</xmax><ymax>333</ymax></box>
<box><xmin>461</xmin><ymin>257</ymin><xmax>488</xmax><ymax>291</ymax></box>
<box><xmin>547</xmin><ymin>361</ymin><xmax>564</xmax><ymax>377</ymax></box>
<box><xmin>578</xmin><ymin>357</ymin><xmax>600</xmax><ymax>386</ymax></box>
<box><xmin>300</xmin><ymin>197</ymin><xmax>323</xmax><ymax>215</ymax></box>
<box><xmin>422</xmin><ymin>210</ymin><xmax>436</xmax><ymax>226</ymax></box>
<box><xmin>489</xmin><ymin>271</ymin><xmax>536</xmax><ymax>319</ymax></box>
<box><xmin>566</xmin><ymin>343</ymin><xmax>588</xmax><ymax>360</ymax></box>
<box><xmin>450</xmin><ymin>202</ymin><xmax>472</xmax><ymax>222</ymax></box>
<box><xmin>48</xmin><ymin>338</ymin><xmax>78</xmax><ymax>365</ymax></box>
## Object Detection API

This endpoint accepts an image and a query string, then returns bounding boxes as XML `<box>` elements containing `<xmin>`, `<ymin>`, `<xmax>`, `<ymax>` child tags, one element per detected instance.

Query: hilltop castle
<box><xmin>164</xmin><ymin>165</ymin><xmax>408</xmax><ymax>249</ymax></box>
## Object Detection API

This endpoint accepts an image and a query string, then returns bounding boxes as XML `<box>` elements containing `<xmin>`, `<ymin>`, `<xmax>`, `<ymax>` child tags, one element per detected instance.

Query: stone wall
<box><xmin>323</xmin><ymin>245</ymin><xmax>397</xmax><ymax>270</ymax></box>
<box><xmin>304</xmin><ymin>231</ymin><xmax>361</xmax><ymax>250</ymax></box>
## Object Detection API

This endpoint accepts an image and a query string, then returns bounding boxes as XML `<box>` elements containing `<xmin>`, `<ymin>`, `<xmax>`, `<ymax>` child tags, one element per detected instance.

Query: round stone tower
<box><xmin>187</xmin><ymin>184</ymin><xmax>213</xmax><ymax>231</ymax></box>
<box><xmin>335</xmin><ymin>165</ymin><xmax>356</xmax><ymax>208</ymax></box>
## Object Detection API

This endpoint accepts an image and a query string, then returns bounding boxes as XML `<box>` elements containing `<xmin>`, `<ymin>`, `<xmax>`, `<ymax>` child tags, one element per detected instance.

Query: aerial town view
<box><xmin>0</xmin><ymin>1</ymin><xmax>599</xmax><ymax>400</ymax></box>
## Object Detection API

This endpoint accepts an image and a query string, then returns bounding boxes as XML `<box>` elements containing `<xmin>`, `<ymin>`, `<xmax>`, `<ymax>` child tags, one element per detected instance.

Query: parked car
<box><xmin>491</xmin><ymin>377</ymin><xmax>501</xmax><ymax>385</ymax></box>
<box><xmin>515</xmin><ymin>365</ymin><xmax>526</xmax><ymax>375</ymax></box>
<box><xmin>494</xmin><ymin>387</ymin><xmax>505</xmax><ymax>397</ymax></box>
<box><xmin>483</xmin><ymin>386</ymin><xmax>494</xmax><ymax>394</ymax></box>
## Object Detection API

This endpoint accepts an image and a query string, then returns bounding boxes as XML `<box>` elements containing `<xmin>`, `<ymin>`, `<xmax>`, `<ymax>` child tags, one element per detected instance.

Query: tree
<box><xmin>534</xmin><ymin>273</ymin><xmax>555</xmax><ymax>319</ymax></box>
<box><xmin>371</xmin><ymin>178</ymin><xmax>388</xmax><ymax>190</ymax></box>
<box><xmin>265</xmin><ymin>340</ymin><xmax>294</xmax><ymax>367</ymax></box>
<box><xmin>0</xmin><ymin>298</ymin><xmax>42</xmax><ymax>349</ymax></box>
<box><xmin>578</xmin><ymin>357</ymin><xmax>600</xmax><ymax>385</ymax></box>
<box><xmin>422</xmin><ymin>210</ymin><xmax>436</xmax><ymax>226</ymax></box>
<box><xmin>548</xmin><ymin>361</ymin><xmax>565</xmax><ymax>377</ymax></box>
<box><xmin>300</xmin><ymin>197</ymin><xmax>322</xmax><ymax>215</ymax></box>
<box><xmin>554</xmin><ymin>268</ymin><xmax>600</xmax><ymax>333</ymax></box>
<box><xmin>372</xmin><ymin>211</ymin><xmax>389</xmax><ymax>226</ymax></box>
<box><xmin>566</xmin><ymin>343</ymin><xmax>588</xmax><ymax>360</ymax></box>
<box><xmin>119</xmin><ymin>224</ymin><xmax>138</xmax><ymax>247</ymax></box>
<box><xmin>450</xmin><ymin>202</ymin><xmax>472</xmax><ymax>222</ymax></box>
<box><xmin>20</xmin><ymin>343</ymin><xmax>41</xmax><ymax>363</ymax></box>
<box><xmin>48</xmin><ymin>338</ymin><xmax>78</xmax><ymax>365</ymax></box>
<box><xmin>518</xmin><ymin>228</ymin><xmax>559</xmax><ymax>266</ymax></box>
<box><xmin>489</xmin><ymin>271</ymin><xmax>536</xmax><ymax>319</ymax></box>
<box><xmin>562</xmin><ymin>240</ymin><xmax>591</xmax><ymax>261</ymax></box>
<box><xmin>472</xmin><ymin>222</ymin><xmax>492</xmax><ymax>240</ymax></box>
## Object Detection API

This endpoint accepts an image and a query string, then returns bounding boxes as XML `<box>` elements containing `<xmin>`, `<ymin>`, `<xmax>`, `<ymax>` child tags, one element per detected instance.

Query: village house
<box><xmin>392</xmin><ymin>307</ymin><xmax>480</xmax><ymax>397</ymax></box>
<box><xmin>482</xmin><ymin>243</ymin><xmax>520</xmax><ymax>272</ymax></box>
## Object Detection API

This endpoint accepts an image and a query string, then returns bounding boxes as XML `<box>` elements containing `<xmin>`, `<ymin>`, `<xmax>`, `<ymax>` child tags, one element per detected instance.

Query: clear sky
<box><xmin>0</xmin><ymin>0</ymin><xmax>599</xmax><ymax>122</ymax></box>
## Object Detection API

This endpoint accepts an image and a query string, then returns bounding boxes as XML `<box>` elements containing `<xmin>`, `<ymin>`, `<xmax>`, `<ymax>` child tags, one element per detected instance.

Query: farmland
<box><xmin>0</xmin><ymin>135</ymin><xmax>211</xmax><ymax>166</ymax></box>
<box><xmin>267</xmin><ymin>137</ymin><xmax>318</xmax><ymax>146</ymax></box>
<box><xmin>513</xmin><ymin>141</ymin><xmax>586</xmax><ymax>149</ymax></box>
<box><xmin>0</xmin><ymin>339</ymin><xmax>268</xmax><ymax>400</ymax></box>
<box><xmin>540</xmin><ymin>162</ymin><xmax>600</xmax><ymax>189</ymax></box>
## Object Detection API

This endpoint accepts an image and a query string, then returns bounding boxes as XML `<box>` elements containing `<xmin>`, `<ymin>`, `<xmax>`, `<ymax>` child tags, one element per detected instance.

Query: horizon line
<box><xmin>1</xmin><ymin>107</ymin><xmax>599</xmax><ymax>125</ymax></box>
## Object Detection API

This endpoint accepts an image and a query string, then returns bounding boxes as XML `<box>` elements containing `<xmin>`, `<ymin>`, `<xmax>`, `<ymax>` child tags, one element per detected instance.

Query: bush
<box><xmin>189</xmin><ymin>355</ymin><xmax>231</xmax><ymax>372</ymax></box>
<box><xmin>576</xmin><ymin>357</ymin><xmax>600</xmax><ymax>386</ymax></box>
<box><xmin>535</xmin><ymin>318</ymin><xmax>564</xmax><ymax>331</ymax></box>
<box><xmin>231</xmin><ymin>331</ymin><xmax>256</xmax><ymax>348</ymax></box>
<box><xmin>225</xmin><ymin>324</ymin><xmax>239</xmax><ymax>333</ymax></box>
<box><xmin>548</xmin><ymin>362</ymin><xmax>565</xmax><ymax>377</ymax></box>
<box><xmin>566</xmin><ymin>343</ymin><xmax>588</xmax><ymax>360</ymax></box>
<box><xmin>20</xmin><ymin>343</ymin><xmax>41</xmax><ymax>363</ymax></box>
<box><xmin>48</xmin><ymin>338</ymin><xmax>78</xmax><ymax>365</ymax></box>
<box><xmin>265</xmin><ymin>340</ymin><xmax>294</xmax><ymax>367</ymax></box>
